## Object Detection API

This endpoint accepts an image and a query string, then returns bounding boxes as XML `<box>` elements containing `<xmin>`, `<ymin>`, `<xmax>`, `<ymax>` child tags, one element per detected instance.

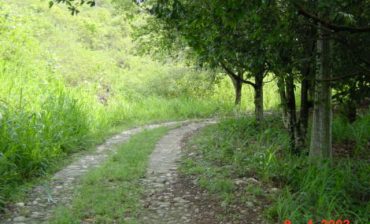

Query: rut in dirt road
<box><xmin>1</xmin><ymin>120</ymin><xmax>203</xmax><ymax>224</ymax></box>
<box><xmin>138</xmin><ymin>120</ymin><xmax>218</xmax><ymax>224</ymax></box>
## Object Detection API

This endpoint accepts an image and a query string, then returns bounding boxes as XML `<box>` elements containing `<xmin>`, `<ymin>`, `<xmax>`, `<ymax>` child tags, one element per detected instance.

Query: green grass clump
<box><xmin>332</xmin><ymin>112</ymin><xmax>370</xmax><ymax>156</ymax></box>
<box><xmin>0</xmin><ymin>92</ymin><xmax>91</xmax><ymax>208</ymax></box>
<box><xmin>269</xmin><ymin>159</ymin><xmax>369</xmax><ymax>224</ymax></box>
<box><xmin>50</xmin><ymin>127</ymin><xmax>170</xmax><ymax>224</ymax></box>
<box><xmin>181</xmin><ymin>116</ymin><xmax>369</xmax><ymax>223</ymax></box>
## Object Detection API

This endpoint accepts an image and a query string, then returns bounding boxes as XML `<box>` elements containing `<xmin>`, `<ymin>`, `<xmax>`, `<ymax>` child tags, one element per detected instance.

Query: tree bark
<box><xmin>299</xmin><ymin>25</ymin><xmax>315</xmax><ymax>146</ymax></box>
<box><xmin>309</xmin><ymin>22</ymin><xmax>332</xmax><ymax>159</ymax></box>
<box><xmin>278</xmin><ymin>75</ymin><xmax>306</xmax><ymax>154</ymax></box>
<box><xmin>231</xmin><ymin>77</ymin><xmax>243</xmax><ymax>105</ymax></box>
<box><xmin>285</xmin><ymin>74</ymin><xmax>300</xmax><ymax>154</ymax></box>
<box><xmin>277</xmin><ymin>77</ymin><xmax>289</xmax><ymax>128</ymax></box>
<box><xmin>254</xmin><ymin>73</ymin><xmax>264</xmax><ymax>122</ymax></box>
<box><xmin>299</xmin><ymin>77</ymin><xmax>310</xmax><ymax>146</ymax></box>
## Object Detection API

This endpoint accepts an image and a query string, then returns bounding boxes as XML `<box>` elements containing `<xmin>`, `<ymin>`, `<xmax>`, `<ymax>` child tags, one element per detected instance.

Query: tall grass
<box><xmin>332</xmin><ymin>113</ymin><xmax>370</xmax><ymax>156</ymax></box>
<box><xmin>182</xmin><ymin>116</ymin><xmax>369</xmax><ymax>223</ymax></box>
<box><xmin>269</xmin><ymin>159</ymin><xmax>369</xmax><ymax>223</ymax></box>
<box><xmin>0</xmin><ymin>92</ymin><xmax>90</xmax><ymax>198</ymax></box>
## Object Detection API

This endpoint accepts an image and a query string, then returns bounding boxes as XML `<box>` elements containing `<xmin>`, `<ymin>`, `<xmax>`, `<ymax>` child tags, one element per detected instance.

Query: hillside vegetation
<box><xmin>0</xmin><ymin>0</ymin><xmax>368</xmax><ymax>223</ymax></box>
<box><xmin>0</xmin><ymin>0</ymin><xmax>282</xmax><ymax>208</ymax></box>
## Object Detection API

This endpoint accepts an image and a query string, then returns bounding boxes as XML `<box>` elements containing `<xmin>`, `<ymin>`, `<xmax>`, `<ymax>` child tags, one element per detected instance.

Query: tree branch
<box><xmin>315</xmin><ymin>73</ymin><xmax>369</xmax><ymax>82</ymax></box>
<box><xmin>263</xmin><ymin>76</ymin><xmax>277</xmax><ymax>84</ymax></box>
<box><xmin>294</xmin><ymin>3</ymin><xmax>370</xmax><ymax>33</ymax></box>
<box><xmin>219</xmin><ymin>61</ymin><xmax>256</xmax><ymax>87</ymax></box>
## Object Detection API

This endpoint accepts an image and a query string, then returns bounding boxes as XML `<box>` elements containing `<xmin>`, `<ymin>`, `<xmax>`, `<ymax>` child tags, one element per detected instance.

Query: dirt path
<box><xmin>1</xmin><ymin>120</ymin><xmax>207</xmax><ymax>224</ymax></box>
<box><xmin>3</xmin><ymin>118</ymin><xmax>267</xmax><ymax>224</ymax></box>
<box><xmin>138</xmin><ymin>121</ymin><xmax>219</xmax><ymax>223</ymax></box>
<box><xmin>138</xmin><ymin>121</ymin><xmax>268</xmax><ymax>224</ymax></box>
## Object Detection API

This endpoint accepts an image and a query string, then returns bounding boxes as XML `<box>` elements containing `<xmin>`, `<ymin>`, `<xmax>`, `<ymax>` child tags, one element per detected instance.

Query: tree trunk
<box><xmin>299</xmin><ymin>77</ymin><xmax>310</xmax><ymax>146</ymax></box>
<box><xmin>277</xmin><ymin>77</ymin><xmax>289</xmax><ymax>128</ymax></box>
<box><xmin>278</xmin><ymin>75</ymin><xmax>304</xmax><ymax>154</ymax></box>
<box><xmin>231</xmin><ymin>77</ymin><xmax>243</xmax><ymax>106</ymax></box>
<box><xmin>254</xmin><ymin>73</ymin><xmax>264</xmax><ymax>122</ymax></box>
<box><xmin>285</xmin><ymin>74</ymin><xmax>300</xmax><ymax>154</ymax></box>
<box><xmin>309</xmin><ymin>22</ymin><xmax>332</xmax><ymax>159</ymax></box>
<box><xmin>299</xmin><ymin>25</ymin><xmax>315</xmax><ymax>147</ymax></box>
<box><xmin>344</xmin><ymin>99</ymin><xmax>357</xmax><ymax>123</ymax></box>
<box><xmin>345</xmin><ymin>83</ymin><xmax>359</xmax><ymax>123</ymax></box>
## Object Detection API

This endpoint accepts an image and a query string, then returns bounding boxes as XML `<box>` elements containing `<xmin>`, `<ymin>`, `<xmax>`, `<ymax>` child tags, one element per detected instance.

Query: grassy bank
<box><xmin>181</xmin><ymin>115</ymin><xmax>369</xmax><ymax>223</ymax></box>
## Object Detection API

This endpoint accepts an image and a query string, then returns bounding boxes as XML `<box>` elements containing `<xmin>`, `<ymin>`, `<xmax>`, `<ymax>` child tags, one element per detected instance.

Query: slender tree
<box><xmin>294</xmin><ymin>0</ymin><xmax>370</xmax><ymax>159</ymax></box>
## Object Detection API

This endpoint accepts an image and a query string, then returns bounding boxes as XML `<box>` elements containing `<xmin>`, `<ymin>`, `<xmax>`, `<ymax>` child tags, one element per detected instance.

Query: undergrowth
<box><xmin>332</xmin><ymin>113</ymin><xmax>370</xmax><ymax>157</ymax></box>
<box><xmin>0</xmin><ymin>93</ymin><xmax>90</xmax><ymax>206</ymax></box>
<box><xmin>181</xmin><ymin>115</ymin><xmax>369</xmax><ymax>224</ymax></box>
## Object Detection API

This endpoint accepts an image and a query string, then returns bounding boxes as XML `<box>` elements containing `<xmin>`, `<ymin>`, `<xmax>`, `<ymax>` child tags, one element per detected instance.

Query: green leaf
<box><xmin>49</xmin><ymin>1</ymin><xmax>54</xmax><ymax>8</ymax></box>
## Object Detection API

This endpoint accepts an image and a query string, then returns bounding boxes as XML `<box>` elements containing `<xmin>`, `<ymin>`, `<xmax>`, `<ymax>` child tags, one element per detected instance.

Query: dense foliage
<box><xmin>136</xmin><ymin>0</ymin><xmax>370</xmax><ymax>157</ymax></box>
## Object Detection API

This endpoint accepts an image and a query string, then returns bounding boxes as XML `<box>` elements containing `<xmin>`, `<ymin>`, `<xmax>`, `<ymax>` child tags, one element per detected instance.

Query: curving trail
<box><xmin>138</xmin><ymin>120</ymin><xmax>218</xmax><ymax>224</ymax></box>
<box><xmin>1</xmin><ymin>119</ymin><xmax>213</xmax><ymax>224</ymax></box>
<box><xmin>138</xmin><ymin>119</ymin><xmax>267</xmax><ymax>224</ymax></box>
